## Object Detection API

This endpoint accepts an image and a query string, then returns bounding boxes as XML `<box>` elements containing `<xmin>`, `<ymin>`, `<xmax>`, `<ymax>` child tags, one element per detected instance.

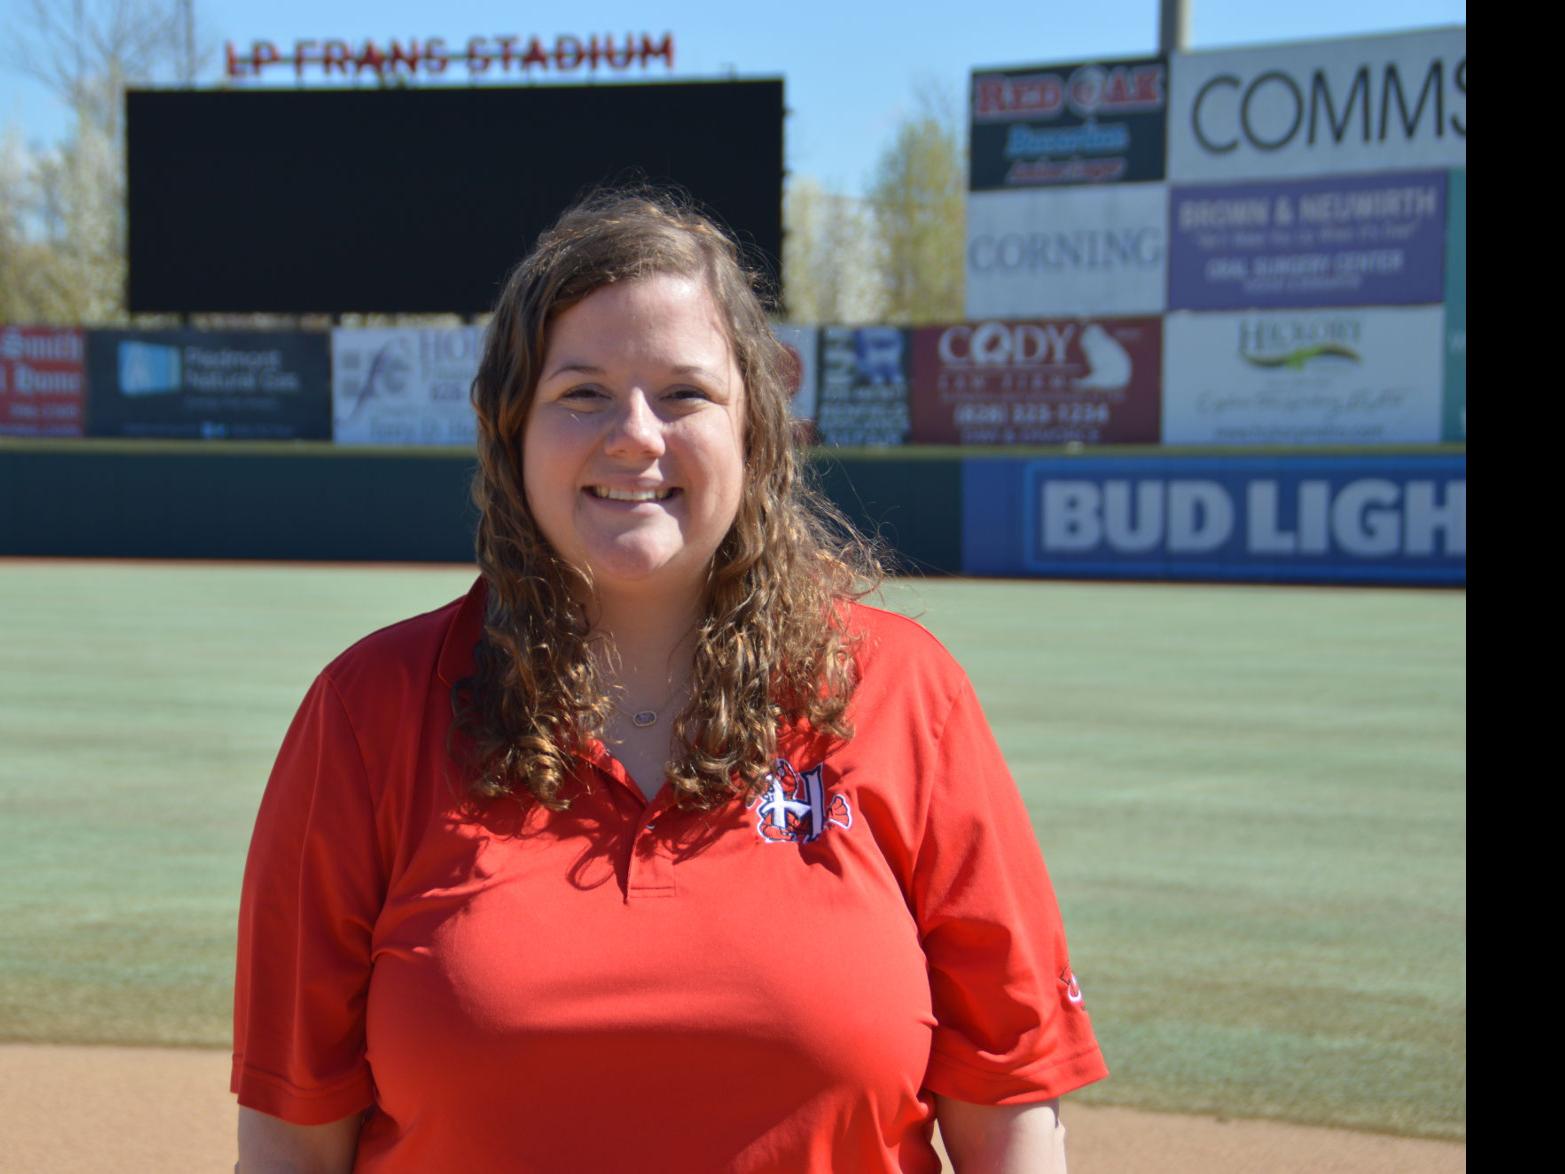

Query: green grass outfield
<box><xmin>0</xmin><ymin>561</ymin><xmax>1465</xmax><ymax>1140</ymax></box>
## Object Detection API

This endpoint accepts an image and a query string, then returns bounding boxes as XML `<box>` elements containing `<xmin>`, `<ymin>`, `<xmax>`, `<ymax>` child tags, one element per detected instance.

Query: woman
<box><xmin>233</xmin><ymin>190</ymin><xmax>1106</xmax><ymax>1171</ymax></box>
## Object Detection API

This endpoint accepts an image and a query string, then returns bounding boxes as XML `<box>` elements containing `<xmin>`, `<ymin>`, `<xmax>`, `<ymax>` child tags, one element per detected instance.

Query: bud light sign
<box><xmin>962</xmin><ymin>454</ymin><xmax>1465</xmax><ymax>584</ymax></box>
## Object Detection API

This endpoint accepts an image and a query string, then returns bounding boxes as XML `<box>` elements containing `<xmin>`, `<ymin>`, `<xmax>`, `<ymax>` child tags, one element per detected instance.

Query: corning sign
<box><xmin>965</xmin><ymin>184</ymin><xmax>1168</xmax><ymax>318</ymax></box>
<box><xmin>1169</xmin><ymin>26</ymin><xmax>1466</xmax><ymax>181</ymax></box>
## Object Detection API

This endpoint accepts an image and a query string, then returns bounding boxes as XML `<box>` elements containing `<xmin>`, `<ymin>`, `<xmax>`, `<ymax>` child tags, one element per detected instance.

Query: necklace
<box><xmin>613</xmin><ymin>678</ymin><xmax>688</xmax><ymax>729</ymax></box>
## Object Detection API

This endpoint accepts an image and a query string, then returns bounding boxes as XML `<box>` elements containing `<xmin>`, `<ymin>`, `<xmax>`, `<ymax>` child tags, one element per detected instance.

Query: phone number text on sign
<box><xmin>954</xmin><ymin>401</ymin><xmax>1111</xmax><ymax>428</ymax></box>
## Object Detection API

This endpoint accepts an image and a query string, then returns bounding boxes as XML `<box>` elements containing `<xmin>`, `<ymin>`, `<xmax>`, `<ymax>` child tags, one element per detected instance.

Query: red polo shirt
<box><xmin>232</xmin><ymin>578</ymin><xmax>1107</xmax><ymax>1171</ymax></box>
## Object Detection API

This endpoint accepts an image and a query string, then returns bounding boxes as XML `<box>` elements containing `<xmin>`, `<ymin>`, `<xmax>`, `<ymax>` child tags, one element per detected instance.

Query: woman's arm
<box><xmin>236</xmin><ymin>1106</ymin><xmax>362</xmax><ymax>1174</ymax></box>
<box><xmin>934</xmin><ymin>1096</ymin><xmax>1067</xmax><ymax>1174</ymax></box>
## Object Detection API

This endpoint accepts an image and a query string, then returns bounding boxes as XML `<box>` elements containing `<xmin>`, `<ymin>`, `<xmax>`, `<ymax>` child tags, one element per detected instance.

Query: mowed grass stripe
<box><xmin>0</xmin><ymin>563</ymin><xmax>1465</xmax><ymax>1139</ymax></box>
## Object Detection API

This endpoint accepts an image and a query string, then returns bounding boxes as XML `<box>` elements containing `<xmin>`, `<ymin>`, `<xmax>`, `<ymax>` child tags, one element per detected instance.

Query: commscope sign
<box><xmin>1168</xmin><ymin>26</ymin><xmax>1466</xmax><ymax>182</ymax></box>
<box><xmin>962</xmin><ymin>454</ymin><xmax>1465</xmax><ymax>584</ymax></box>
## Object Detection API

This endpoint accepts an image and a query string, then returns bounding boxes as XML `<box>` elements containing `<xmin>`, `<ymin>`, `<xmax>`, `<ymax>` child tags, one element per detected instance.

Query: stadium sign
<box><xmin>0</xmin><ymin>326</ymin><xmax>85</xmax><ymax>437</ymax></box>
<box><xmin>969</xmin><ymin>57</ymin><xmax>1167</xmax><ymax>190</ymax></box>
<box><xmin>224</xmin><ymin>33</ymin><xmax>676</xmax><ymax>80</ymax></box>
<box><xmin>1167</xmin><ymin>171</ymin><xmax>1447</xmax><ymax>311</ymax></box>
<box><xmin>331</xmin><ymin>327</ymin><xmax>481</xmax><ymax>446</ymax></box>
<box><xmin>1162</xmin><ymin>307</ymin><xmax>1444</xmax><ymax>446</ymax></box>
<box><xmin>909</xmin><ymin>317</ymin><xmax>1161</xmax><ymax>446</ymax></box>
<box><xmin>965</xmin><ymin>184</ymin><xmax>1168</xmax><ymax>318</ymax></box>
<box><xmin>85</xmin><ymin>329</ymin><xmax>331</xmax><ymax>441</ymax></box>
<box><xmin>962</xmin><ymin>454</ymin><xmax>1466</xmax><ymax>584</ymax></box>
<box><xmin>1168</xmin><ymin>27</ymin><xmax>1466</xmax><ymax>181</ymax></box>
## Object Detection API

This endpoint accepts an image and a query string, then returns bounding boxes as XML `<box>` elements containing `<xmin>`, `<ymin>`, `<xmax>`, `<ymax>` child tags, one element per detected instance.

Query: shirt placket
<box><xmin>582</xmin><ymin>746</ymin><xmax>678</xmax><ymax>900</ymax></box>
<box><xmin>624</xmin><ymin>795</ymin><xmax>676</xmax><ymax>899</ymax></box>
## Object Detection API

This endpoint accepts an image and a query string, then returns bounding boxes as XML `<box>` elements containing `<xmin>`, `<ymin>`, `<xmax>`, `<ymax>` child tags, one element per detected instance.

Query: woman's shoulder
<box><xmin>842</xmin><ymin>599</ymin><xmax>972</xmax><ymax>700</ymax></box>
<box><xmin>319</xmin><ymin>576</ymin><xmax>485</xmax><ymax>706</ymax></box>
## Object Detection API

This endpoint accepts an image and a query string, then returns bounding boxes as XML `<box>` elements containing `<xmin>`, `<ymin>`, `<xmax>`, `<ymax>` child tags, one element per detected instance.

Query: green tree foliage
<box><xmin>865</xmin><ymin>87</ymin><xmax>965</xmax><ymax>325</ymax></box>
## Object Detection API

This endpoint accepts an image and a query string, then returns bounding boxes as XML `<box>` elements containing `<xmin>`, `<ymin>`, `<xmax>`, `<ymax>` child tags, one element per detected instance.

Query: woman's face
<box><xmin>523</xmin><ymin>273</ymin><xmax>747</xmax><ymax>609</ymax></box>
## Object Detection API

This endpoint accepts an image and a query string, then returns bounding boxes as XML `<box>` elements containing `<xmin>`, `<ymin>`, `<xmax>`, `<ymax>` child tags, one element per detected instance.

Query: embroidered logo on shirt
<box><xmin>1061</xmin><ymin>967</ymin><xmax>1085</xmax><ymax>1008</ymax></box>
<box><xmin>750</xmin><ymin>758</ymin><xmax>852</xmax><ymax>844</ymax></box>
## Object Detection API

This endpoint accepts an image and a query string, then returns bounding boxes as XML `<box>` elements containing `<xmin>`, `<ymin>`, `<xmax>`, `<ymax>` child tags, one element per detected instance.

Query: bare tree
<box><xmin>782</xmin><ymin>177</ymin><xmax>886</xmax><ymax>325</ymax></box>
<box><xmin>1</xmin><ymin>1</ymin><xmax>191</xmax><ymax>324</ymax></box>
<box><xmin>865</xmin><ymin>81</ymin><xmax>966</xmax><ymax>325</ymax></box>
<box><xmin>9</xmin><ymin>0</ymin><xmax>184</xmax><ymax>140</ymax></box>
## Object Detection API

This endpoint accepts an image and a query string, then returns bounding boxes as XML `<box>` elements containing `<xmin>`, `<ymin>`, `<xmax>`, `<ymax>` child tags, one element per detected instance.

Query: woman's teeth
<box><xmin>589</xmin><ymin>487</ymin><xmax>674</xmax><ymax>502</ymax></box>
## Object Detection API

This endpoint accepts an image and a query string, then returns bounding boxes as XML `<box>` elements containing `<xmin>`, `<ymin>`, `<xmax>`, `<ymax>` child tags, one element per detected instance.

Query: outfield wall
<box><xmin>0</xmin><ymin>444</ymin><xmax>964</xmax><ymax>573</ymax></box>
<box><xmin>0</xmin><ymin>443</ymin><xmax>1462</xmax><ymax>584</ymax></box>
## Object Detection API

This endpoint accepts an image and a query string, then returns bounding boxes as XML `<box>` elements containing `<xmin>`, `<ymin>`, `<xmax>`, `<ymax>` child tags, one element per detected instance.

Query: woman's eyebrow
<box><xmin>541</xmin><ymin>361</ymin><xmax>726</xmax><ymax>383</ymax></box>
<box><xmin>542</xmin><ymin>361</ymin><xmax>605</xmax><ymax>380</ymax></box>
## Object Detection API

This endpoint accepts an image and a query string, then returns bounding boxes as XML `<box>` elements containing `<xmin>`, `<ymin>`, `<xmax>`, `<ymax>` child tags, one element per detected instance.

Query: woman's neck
<box><xmin>589</xmin><ymin>590</ymin><xmax>702</xmax><ymax>699</ymax></box>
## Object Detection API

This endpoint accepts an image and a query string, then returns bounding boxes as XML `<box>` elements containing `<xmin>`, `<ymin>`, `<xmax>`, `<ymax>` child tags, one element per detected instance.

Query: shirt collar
<box><xmin>436</xmin><ymin>574</ymin><xmax>488</xmax><ymax>687</ymax></box>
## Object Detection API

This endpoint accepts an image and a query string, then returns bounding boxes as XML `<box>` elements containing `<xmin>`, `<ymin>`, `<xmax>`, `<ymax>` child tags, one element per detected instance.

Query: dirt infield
<box><xmin>0</xmin><ymin>1044</ymin><xmax>1464</xmax><ymax>1172</ymax></box>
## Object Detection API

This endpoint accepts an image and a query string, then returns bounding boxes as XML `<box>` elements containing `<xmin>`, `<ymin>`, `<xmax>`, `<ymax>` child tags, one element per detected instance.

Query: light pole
<box><xmin>1159</xmin><ymin>0</ymin><xmax>1189</xmax><ymax>54</ymax></box>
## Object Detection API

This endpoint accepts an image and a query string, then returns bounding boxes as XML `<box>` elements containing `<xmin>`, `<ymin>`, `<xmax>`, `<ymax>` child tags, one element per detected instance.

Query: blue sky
<box><xmin>0</xmin><ymin>0</ymin><xmax>1465</xmax><ymax>196</ymax></box>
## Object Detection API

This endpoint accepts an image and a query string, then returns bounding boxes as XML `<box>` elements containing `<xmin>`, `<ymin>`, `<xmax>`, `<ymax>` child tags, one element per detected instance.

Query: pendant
<box><xmin>632</xmin><ymin>709</ymin><xmax>658</xmax><ymax>728</ymax></box>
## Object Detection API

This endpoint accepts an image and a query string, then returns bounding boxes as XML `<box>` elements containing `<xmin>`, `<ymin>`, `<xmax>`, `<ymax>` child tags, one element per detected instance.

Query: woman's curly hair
<box><xmin>455</xmin><ymin>188</ymin><xmax>882</xmax><ymax>810</ymax></box>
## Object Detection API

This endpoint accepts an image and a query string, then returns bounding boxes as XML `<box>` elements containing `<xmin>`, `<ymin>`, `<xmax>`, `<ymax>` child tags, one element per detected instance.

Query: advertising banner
<box><xmin>86</xmin><ymin>330</ymin><xmax>330</xmax><ymax>440</ymax></box>
<box><xmin>0</xmin><ymin>327</ymin><xmax>85</xmax><ymax>437</ymax></box>
<box><xmin>910</xmin><ymin>317</ymin><xmax>1161</xmax><ymax>445</ymax></box>
<box><xmin>1162</xmin><ymin>307</ymin><xmax>1443</xmax><ymax>445</ymax></box>
<box><xmin>966</xmin><ymin>184</ymin><xmax>1167</xmax><ymax>318</ymax></box>
<box><xmin>1168</xmin><ymin>171</ymin><xmax>1446</xmax><ymax>310</ymax></box>
<box><xmin>962</xmin><ymin>452</ymin><xmax>1466</xmax><ymax>584</ymax></box>
<box><xmin>1168</xmin><ymin>26</ymin><xmax>1466</xmax><ymax>182</ymax></box>
<box><xmin>772</xmin><ymin>324</ymin><xmax>819</xmax><ymax>425</ymax></box>
<box><xmin>1443</xmin><ymin>169</ymin><xmax>1465</xmax><ymax>441</ymax></box>
<box><xmin>814</xmin><ymin>327</ymin><xmax>910</xmax><ymax>447</ymax></box>
<box><xmin>970</xmin><ymin>57</ymin><xmax>1167</xmax><ymax>190</ymax></box>
<box><xmin>332</xmin><ymin>327</ymin><xmax>481</xmax><ymax>446</ymax></box>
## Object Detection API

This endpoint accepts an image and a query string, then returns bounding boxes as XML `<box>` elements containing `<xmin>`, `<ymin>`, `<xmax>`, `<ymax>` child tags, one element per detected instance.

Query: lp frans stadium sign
<box><xmin>224</xmin><ymin>33</ymin><xmax>676</xmax><ymax>80</ymax></box>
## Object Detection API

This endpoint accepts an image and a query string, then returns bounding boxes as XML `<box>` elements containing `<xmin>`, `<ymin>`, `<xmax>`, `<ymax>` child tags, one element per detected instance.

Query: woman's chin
<box><xmin>580</xmin><ymin>544</ymin><xmax>699</xmax><ymax>599</ymax></box>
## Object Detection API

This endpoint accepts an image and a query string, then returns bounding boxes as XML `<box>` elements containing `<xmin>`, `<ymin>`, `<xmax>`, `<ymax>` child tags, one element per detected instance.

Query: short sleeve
<box><xmin>231</xmin><ymin>671</ymin><xmax>385</xmax><ymax>1124</ymax></box>
<box><xmin>912</xmin><ymin>676</ymin><xmax>1108</xmax><ymax>1105</ymax></box>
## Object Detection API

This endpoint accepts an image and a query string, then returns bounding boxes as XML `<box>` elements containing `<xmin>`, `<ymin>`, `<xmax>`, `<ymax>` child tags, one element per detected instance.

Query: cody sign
<box><xmin>911</xmin><ymin>317</ymin><xmax>1160</xmax><ymax>445</ymax></box>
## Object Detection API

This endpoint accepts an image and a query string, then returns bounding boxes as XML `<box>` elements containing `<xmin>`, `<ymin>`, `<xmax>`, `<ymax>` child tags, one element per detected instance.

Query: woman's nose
<box><xmin>603</xmin><ymin>391</ymin><xmax>665</xmax><ymax>459</ymax></box>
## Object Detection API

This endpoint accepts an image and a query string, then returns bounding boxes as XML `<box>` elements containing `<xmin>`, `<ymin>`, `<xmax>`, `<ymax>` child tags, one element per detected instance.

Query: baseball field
<box><xmin>0</xmin><ymin>560</ymin><xmax>1466</xmax><ymax>1165</ymax></box>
